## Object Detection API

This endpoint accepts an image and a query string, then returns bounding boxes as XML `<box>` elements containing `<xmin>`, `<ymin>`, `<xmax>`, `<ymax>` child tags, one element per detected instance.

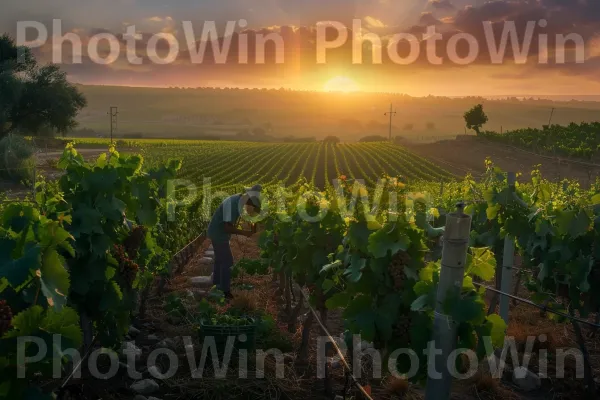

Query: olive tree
<box><xmin>0</xmin><ymin>34</ymin><xmax>87</xmax><ymax>138</ymax></box>
<box><xmin>464</xmin><ymin>104</ymin><xmax>488</xmax><ymax>135</ymax></box>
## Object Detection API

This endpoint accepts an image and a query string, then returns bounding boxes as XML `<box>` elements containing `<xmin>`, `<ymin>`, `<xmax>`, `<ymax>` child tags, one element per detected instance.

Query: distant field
<box><xmin>73</xmin><ymin>85</ymin><xmax>600</xmax><ymax>142</ymax></box>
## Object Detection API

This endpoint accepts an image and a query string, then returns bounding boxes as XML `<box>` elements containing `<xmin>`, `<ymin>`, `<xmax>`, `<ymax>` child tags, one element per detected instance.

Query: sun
<box><xmin>323</xmin><ymin>76</ymin><xmax>360</xmax><ymax>93</ymax></box>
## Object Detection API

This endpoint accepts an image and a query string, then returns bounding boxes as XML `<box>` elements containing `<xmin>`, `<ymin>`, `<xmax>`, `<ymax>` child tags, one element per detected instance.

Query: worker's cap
<box><xmin>244</xmin><ymin>184</ymin><xmax>262</xmax><ymax>209</ymax></box>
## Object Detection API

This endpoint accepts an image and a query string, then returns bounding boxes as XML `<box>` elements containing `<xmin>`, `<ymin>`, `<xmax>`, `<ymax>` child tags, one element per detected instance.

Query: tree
<box><xmin>464</xmin><ymin>104</ymin><xmax>488</xmax><ymax>135</ymax></box>
<box><xmin>0</xmin><ymin>34</ymin><xmax>86</xmax><ymax>138</ymax></box>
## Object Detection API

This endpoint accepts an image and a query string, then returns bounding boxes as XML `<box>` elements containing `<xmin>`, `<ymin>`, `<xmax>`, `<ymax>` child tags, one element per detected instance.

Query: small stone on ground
<box><xmin>190</xmin><ymin>275</ymin><xmax>213</xmax><ymax>287</ymax></box>
<box><xmin>512</xmin><ymin>366</ymin><xmax>541</xmax><ymax>391</ymax></box>
<box><xmin>130</xmin><ymin>379</ymin><xmax>160</xmax><ymax>395</ymax></box>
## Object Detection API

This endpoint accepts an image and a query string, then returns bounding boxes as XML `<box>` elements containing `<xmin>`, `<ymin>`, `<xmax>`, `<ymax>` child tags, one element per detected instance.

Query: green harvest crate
<box><xmin>198</xmin><ymin>318</ymin><xmax>257</xmax><ymax>354</ymax></box>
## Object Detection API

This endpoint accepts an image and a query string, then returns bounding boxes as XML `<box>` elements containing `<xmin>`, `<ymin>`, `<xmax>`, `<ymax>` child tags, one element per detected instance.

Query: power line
<box><xmin>384</xmin><ymin>103</ymin><xmax>397</xmax><ymax>142</ymax></box>
<box><xmin>548</xmin><ymin>107</ymin><xmax>555</xmax><ymax>126</ymax></box>
<box><xmin>108</xmin><ymin>106</ymin><xmax>118</xmax><ymax>144</ymax></box>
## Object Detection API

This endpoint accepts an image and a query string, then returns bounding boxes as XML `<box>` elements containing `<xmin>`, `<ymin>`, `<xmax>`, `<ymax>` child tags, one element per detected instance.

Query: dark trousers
<box><xmin>212</xmin><ymin>240</ymin><xmax>233</xmax><ymax>292</ymax></box>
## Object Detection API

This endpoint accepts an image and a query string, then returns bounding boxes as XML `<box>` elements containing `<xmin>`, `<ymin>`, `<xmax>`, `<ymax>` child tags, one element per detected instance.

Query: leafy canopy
<box><xmin>464</xmin><ymin>104</ymin><xmax>488</xmax><ymax>135</ymax></box>
<box><xmin>0</xmin><ymin>34</ymin><xmax>86</xmax><ymax>138</ymax></box>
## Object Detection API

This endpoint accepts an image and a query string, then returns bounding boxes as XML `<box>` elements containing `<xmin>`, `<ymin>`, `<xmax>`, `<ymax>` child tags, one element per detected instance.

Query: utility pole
<box><xmin>384</xmin><ymin>103</ymin><xmax>396</xmax><ymax>142</ymax></box>
<box><xmin>548</xmin><ymin>107</ymin><xmax>555</xmax><ymax>126</ymax></box>
<box><xmin>108</xmin><ymin>106</ymin><xmax>118</xmax><ymax>144</ymax></box>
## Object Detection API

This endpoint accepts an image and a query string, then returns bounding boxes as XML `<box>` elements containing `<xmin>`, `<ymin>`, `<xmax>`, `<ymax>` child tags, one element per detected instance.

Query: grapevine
<box><xmin>0</xmin><ymin>300</ymin><xmax>13</xmax><ymax>336</ymax></box>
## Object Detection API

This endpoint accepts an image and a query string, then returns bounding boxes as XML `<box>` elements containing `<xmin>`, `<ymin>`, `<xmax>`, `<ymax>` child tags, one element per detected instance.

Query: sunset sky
<box><xmin>2</xmin><ymin>0</ymin><xmax>600</xmax><ymax>96</ymax></box>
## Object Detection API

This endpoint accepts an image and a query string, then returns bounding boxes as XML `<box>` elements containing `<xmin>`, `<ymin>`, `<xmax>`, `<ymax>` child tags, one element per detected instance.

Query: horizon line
<box><xmin>70</xmin><ymin>82</ymin><xmax>600</xmax><ymax>102</ymax></box>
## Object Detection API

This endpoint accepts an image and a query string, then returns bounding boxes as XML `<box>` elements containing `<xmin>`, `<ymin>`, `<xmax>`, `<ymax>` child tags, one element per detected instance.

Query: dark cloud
<box><xmin>419</xmin><ymin>12</ymin><xmax>443</xmax><ymax>26</ymax></box>
<box><xmin>429</xmin><ymin>0</ymin><xmax>455</xmax><ymax>11</ymax></box>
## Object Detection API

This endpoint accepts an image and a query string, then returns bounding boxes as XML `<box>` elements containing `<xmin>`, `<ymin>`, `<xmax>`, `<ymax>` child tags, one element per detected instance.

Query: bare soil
<box><xmin>405</xmin><ymin>136</ymin><xmax>600</xmax><ymax>185</ymax></box>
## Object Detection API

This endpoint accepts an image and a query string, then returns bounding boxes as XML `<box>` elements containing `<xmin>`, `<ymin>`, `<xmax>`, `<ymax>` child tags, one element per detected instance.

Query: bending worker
<box><xmin>207</xmin><ymin>185</ymin><xmax>262</xmax><ymax>299</ymax></box>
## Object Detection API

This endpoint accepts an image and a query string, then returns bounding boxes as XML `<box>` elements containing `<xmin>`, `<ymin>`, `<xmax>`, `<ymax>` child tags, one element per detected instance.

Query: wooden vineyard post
<box><xmin>499</xmin><ymin>172</ymin><xmax>516</xmax><ymax>324</ymax></box>
<box><xmin>425</xmin><ymin>202</ymin><xmax>471</xmax><ymax>400</ymax></box>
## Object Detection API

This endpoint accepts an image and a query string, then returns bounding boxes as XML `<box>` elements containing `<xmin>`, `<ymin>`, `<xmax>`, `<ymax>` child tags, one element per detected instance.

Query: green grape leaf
<box><xmin>320</xmin><ymin>260</ymin><xmax>342</xmax><ymax>275</ymax></box>
<box><xmin>444</xmin><ymin>291</ymin><xmax>486</xmax><ymax>324</ymax></box>
<box><xmin>1</xmin><ymin>244</ymin><xmax>41</xmax><ymax>288</ymax></box>
<box><xmin>5</xmin><ymin>306</ymin><xmax>44</xmax><ymax>337</ymax></box>
<box><xmin>367</xmin><ymin>219</ymin><xmax>382</xmax><ymax>230</ymax></box>
<box><xmin>325</xmin><ymin>292</ymin><xmax>350</xmax><ymax>309</ymax></box>
<box><xmin>485</xmin><ymin>314</ymin><xmax>507</xmax><ymax>348</ymax></box>
<box><xmin>466</xmin><ymin>247</ymin><xmax>496</xmax><ymax>281</ymax></box>
<box><xmin>367</xmin><ymin>228</ymin><xmax>409</xmax><ymax>258</ymax></box>
<box><xmin>462</xmin><ymin>276</ymin><xmax>476</xmax><ymax>291</ymax></box>
<box><xmin>555</xmin><ymin>209</ymin><xmax>590</xmax><ymax>238</ymax></box>
<box><xmin>538</xmin><ymin>183</ymin><xmax>552</xmax><ymax>203</ymax></box>
<box><xmin>99</xmin><ymin>281</ymin><xmax>124</xmax><ymax>311</ymax></box>
<box><xmin>348</xmin><ymin>221</ymin><xmax>371</xmax><ymax>251</ymax></box>
<box><xmin>321</xmin><ymin>278</ymin><xmax>334</xmax><ymax>293</ymax></box>
<box><xmin>534</xmin><ymin>218</ymin><xmax>551</xmax><ymax>236</ymax></box>
<box><xmin>136</xmin><ymin>206</ymin><xmax>158</xmax><ymax>226</ymax></box>
<box><xmin>419</xmin><ymin>262</ymin><xmax>439</xmax><ymax>282</ymax></box>
<box><xmin>344</xmin><ymin>255</ymin><xmax>366</xmax><ymax>283</ymax></box>
<box><xmin>1</xmin><ymin>204</ymin><xmax>39</xmax><ymax>233</ymax></box>
<box><xmin>105</xmin><ymin>266</ymin><xmax>116</xmax><ymax>280</ymax></box>
<box><xmin>39</xmin><ymin>249</ymin><xmax>69</xmax><ymax>310</ymax></box>
<box><xmin>411</xmin><ymin>294</ymin><xmax>430</xmax><ymax>311</ymax></box>
<box><xmin>41</xmin><ymin>306</ymin><xmax>82</xmax><ymax>348</ymax></box>
<box><xmin>413</xmin><ymin>279</ymin><xmax>435</xmax><ymax>297</ymax></box>
<box><xmin>354</xmin><ymin>312</ymin><xmax>377</xmax><ymax>342</ymax></box>
<box><xmin>486</xmin><ymin>204</ymin><xmax>501</xmax><ymax>220</ymax></box>
<box><xmin>96</xmin><ymin>152</ymin><xmax>107</xmax><ymax>168</ymax></box>
<box><xmin>483</xmin><ymin>189</ymin><xmax>494</xmax><ymax>202</ymax></box>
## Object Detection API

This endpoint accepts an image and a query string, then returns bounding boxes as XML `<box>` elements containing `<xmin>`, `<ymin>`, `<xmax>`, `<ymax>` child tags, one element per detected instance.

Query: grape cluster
<box><xmin>389</xmin><ymin>251</ymin><xmax>411</xmax><ymax>291</ymax></box>
<box><xmin>113</xmin><ymin>244</ymin><xmax>139</xmax><ymax>288</ymax></box>
<box><xmin>123</xmin><ymin>226</ymin><xmax>146</xmax><ymax>259</ymax></box>
<box><xmin>0</xmin><ymin>300</ymin><xmax>13</xmax><ymax>336</ymax></box>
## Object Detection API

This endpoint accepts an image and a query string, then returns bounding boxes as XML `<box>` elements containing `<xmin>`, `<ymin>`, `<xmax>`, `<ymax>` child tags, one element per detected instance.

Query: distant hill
<box><xmin>72</xmin><ymin>85</ymin><xmax>600</xmax><ymax>142</ymax></box>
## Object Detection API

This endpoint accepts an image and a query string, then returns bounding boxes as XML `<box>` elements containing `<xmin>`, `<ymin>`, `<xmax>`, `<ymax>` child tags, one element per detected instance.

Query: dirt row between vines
<box><xmin>405</xmin><ymin>137</ymin><xmax>600</xmax><ymax>185</ymax></box>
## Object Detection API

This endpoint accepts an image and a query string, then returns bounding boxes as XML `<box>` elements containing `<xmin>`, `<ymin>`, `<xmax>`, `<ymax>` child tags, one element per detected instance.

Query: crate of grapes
<box><xmin>199</xmin><ymin>316</ymin><xmax>257</xmax><ymax>354</ymax></box>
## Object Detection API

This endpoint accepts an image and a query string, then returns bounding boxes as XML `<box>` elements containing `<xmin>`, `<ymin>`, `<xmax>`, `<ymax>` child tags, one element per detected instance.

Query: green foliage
<box><xmin>482</xmin><ymin>121</ymin><xmax>600</xmax><ymax>160</ymax></box>
<box><xmin>55</xmin><ymin>144</ymin><xmax>180</xmax><ymax>347</ymax></box>
<box><xmin>164</xmin><ymin>293</ymin><xmax>187</xmax><ymax>319</ymax></box>
<box><xmin>464</xmin><ymin>104</ymin><xmax>488</xmax><ymax>135</ymax></box>
<box><xmin>0</xmin><ymin>134</ymin><xmax>34</xmax><ymax>183</ymax></box>
<box><xmin>0</xmin><ymin>35</ymin><xmax>86</xmax><ymax>138</ymax></box>
<box><xmin>0</xmin><ymin>199</ymin><xmax>81</xmax><ymax>399</ymax></box>
<box><xmin>204</xmin><ymin>314</ymin><xmax>254</xmax><ymax>326</ymax></box>
<box><xmin>231</xmin><ymin>258</ymin><xmax>269</xmax><ymax>279</ymax></box>
<box><xmin>257</xmin><ymin>178</ymin><xmax>505</xmax><ymax>382</ymax></box>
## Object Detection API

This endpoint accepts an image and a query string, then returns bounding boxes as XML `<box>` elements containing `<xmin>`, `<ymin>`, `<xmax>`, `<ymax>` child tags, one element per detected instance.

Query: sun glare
<box><xmin>323</xmin><ymin>76</ymin><xmax>360</xmax><ymax>93</ymax></box>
